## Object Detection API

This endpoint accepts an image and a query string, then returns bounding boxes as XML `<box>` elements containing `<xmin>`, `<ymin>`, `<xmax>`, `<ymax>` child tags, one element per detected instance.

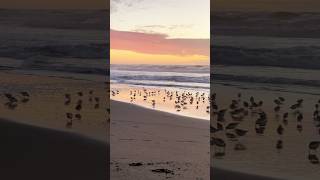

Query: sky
<box><xmin>211</xmin><ymin>0</ymin><xmax>320</xmax><ymax>12</ymax></box>
<box><xmin>110</xmin><ymin>0</ymin><xmax>210</xmax><ymax>65</ymax></box>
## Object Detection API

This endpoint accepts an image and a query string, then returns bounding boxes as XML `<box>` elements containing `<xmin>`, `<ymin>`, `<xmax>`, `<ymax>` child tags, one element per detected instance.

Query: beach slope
<box><xmin>0</xmin><ymin>118</ymin><xmax>108</xmax><ymax>180</ymax></box>
<box><xmin>110</xmin><ymin>100</ymin><xmax>209</xmax><ymax>180</ymax></box>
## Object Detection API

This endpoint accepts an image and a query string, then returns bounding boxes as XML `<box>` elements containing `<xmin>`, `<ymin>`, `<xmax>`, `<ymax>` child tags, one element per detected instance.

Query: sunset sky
<box><xmin>110</xmin><ymin>0</ymin><xmax>210</xmax><ymax>65</ymax></box>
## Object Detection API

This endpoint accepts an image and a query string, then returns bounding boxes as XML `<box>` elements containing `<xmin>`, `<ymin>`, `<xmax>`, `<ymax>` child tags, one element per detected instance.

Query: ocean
<box><xmin>212</xmin><ymin>65</ymin><xmax>320</xmax><ymax>95</ymax></box>
<box><xmin>110</xmin><ymin>64</ymin><xmax>210</xmax><ymax>91</ymax></box>
<box><xmin>110</xmin><ymin>64</ymin><xmax>320</xmax><ymax>95</ymax></box>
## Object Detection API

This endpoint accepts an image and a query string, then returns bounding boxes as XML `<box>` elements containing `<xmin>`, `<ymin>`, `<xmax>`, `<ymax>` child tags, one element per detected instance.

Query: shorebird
<box><xmin>21</xmin><ymin>97</ymin><xmax>29</xmax><ymax>103</ymax></box>
<box><xmin>65</xmin><ymin>113</ymin><xmax>73</xmax><ymax>128</ymax></box>
<box><xmin>65</xmin><ymin>94</ymin><xmax>71</xmax><ymax>99</ymax></box>
<box><xmin>274</xmin><ymin>106</ymin><xmax>281</xmax><ymax>113</ymax></box>
<box><xmin>212</xmin><ymin>137</ymin><xmax>226</xmax><ymax>149</ymax></box>
<box><xmin>297</xmin><ymin>124</ymin><xmax>303</xmax><ymax>132</ymax></box>
<box><xmin>226</xmin><ymin>132</ymin><xmax>237</xmax><ymax>140</ymax></box>
<box><xmin>235</xmin><ymin>129</ymin><xmax>248</xmax><ymax>136</ymax></box>
<box><xmin>243</xmin><ymin>101</ymin><xmax>249</xmax><ymax>108</ymax></box>
<box><xmin>308</xmin><ymin>154</ymin><xmax>319</xmax><ymax>164</ymax></box>
<box><xmin>66</xmin><ymin>113</ymin><xmax>73</xmax><ymax>119</ymax></box>
<box><xmin>309</xmin><ymin>141</ymin><xmax>320</xmax><ymax>151</ymax></box>
<box><xmin>226</xmin><ymin>122</ymin><xmax>239</xmax><ymax>130</ymax></box>
<box><xmin>75</xmin><ymin>114</ymin><xmax>82</xmax><ymax>120</ymax></box>
<box><xmin>20</xmin><ymin>91</ymin><xmax>30</xmax><ymax>97</ymax></box>
<box><xmin>278</xmin><ymin>97</ymin><xmax>285</xmax><ymax>102</ymax></box>
<box><xmin>297</xmin><ymin>113</ymin><xmax>303</xmax><ymax>122</ymax></box>
<box><xmin>75</xmin><ymin>103</ymin><xmax>82</xmax><ymax>111</ymax></box>
<box><xmin>5</xmin><ymin>102</ymin><xmax>18</xmax><ymax>110</ymax></box>
<box><xmin>4</xmin><ymin>93</ymin><xmax>18</xmax><ymax>103</ymax></box>
<box><xmin>234</xmin><ymin>143</ymin><xmax>246</xmax><ymax>151</ymax></box>
<box><xmin>77</xmin><ymin>92</ymin><xmax>83</xmax><ymax>97</ymax></box>
<box><xmin>277</xmin><ymin>125</ymin><xmax>284</xmax><ymax>136</ymax></box>
<box><xmin>66</xmin><ymin>120</ymin><xmax>73</xmax><ymax>128</ymax></box>
<box><xmin>217</xmin><ymin>109</ymin><xmax>227</xmax><ymax>122</ymax></box>
<box><xmin>64</xmin><ymin>94</ymin><xmax>71</xmax><ymax>105</ymax></box>
<box><xmin>276</xmin><ymin>140</ymin><xmax>283</xmax><ymax>150</ymax></box>
<box><xmin>274</xmin><ymin>99</ymin><xmax>282</xmax><ymax>106</ymax></box>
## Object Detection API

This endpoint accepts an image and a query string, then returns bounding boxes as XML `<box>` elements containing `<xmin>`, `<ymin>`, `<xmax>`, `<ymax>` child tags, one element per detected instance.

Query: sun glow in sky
<box><xmin>111</xmin><ymin>49</ymin><xmax>209</xmax><ymax>65</ymax></box>
<box><xmin>110</xmin><ymin>0</ymin><xmax>210</xmax><ymax>65</ymax></box>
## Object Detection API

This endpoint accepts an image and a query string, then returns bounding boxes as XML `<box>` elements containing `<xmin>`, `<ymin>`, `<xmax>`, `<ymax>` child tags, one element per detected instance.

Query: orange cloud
<box><xmin>110</xmin><ymin>29</ymin><xmax>209</xmax><ymax>57</ymax></box>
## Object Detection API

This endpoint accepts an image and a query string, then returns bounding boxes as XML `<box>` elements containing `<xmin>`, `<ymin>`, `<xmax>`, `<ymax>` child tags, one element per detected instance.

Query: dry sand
<box><xmin>110</xmin><ymin>100</ymin><xmax>210</xmax><ymax>180</ymax></box>
<box><xmin>211</xmin><ymin>167</ymin><xmax>282</xmax><ymax>180</ymax></box>
<box><xmin>0</xmin><ymin>70</ymin><xmax>108</xmax><ymax>179</ymax></box>
<box><xmin>0</xmin><ymin>118</ymin><xmax>108</xmax><ymax>180</ymax></box>
<box><xmin>0</xmin><ymin>70</ymin><xmax>108</xmax><ymax>141</ymax></box>
<box><xmin>211</xmin><ymin>83</ymin><xmax>320</xmax><ymax>180</ymax></box>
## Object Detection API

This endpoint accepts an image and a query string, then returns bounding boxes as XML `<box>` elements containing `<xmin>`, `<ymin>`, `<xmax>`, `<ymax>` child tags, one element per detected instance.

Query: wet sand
<box><xmin>110</xmin><ymin>100</ymin><xmax>210</xmax><ymax>180</ymax></box>
<box><xmin>111</xmin><ymin>84</ymin><xmax>210</xmax><ymax>120</ymax></box>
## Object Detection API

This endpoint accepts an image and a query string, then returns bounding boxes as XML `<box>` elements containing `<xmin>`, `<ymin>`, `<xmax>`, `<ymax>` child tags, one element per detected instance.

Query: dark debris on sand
<box><xmin>129</xmin><ymin>162</ymin><xmax>143</xmax><ymax>166</ymax></box>
<box><xmin>151</xmin><ymin>168</ymin><xmax>175</xmax><ymax>175</ymax></box>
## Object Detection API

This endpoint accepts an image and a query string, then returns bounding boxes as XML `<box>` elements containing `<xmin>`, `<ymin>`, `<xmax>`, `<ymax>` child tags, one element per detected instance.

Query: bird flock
<box><xmin>64</xmin><ymin>90</ymin><xmax>105</xmax><ymax>129</ymax></box>
<box><xmin>112</xmin><ymin>88</ymin><xmax>320</xmax><ymax>165</ymax></box>
<box><xmin>211</xmin><ymin>92</ymin><xmax>320</xmax><ymax>165</ymax></box>
<box><xmin>111</xmin><ymin>88</ymin><xmax>210</xmax><ymax>117</ymax></box>
<box><xmin>1</xmin><ymin>89</ymin><xmax>108</xmax><ymax>130</ymax></box>
<box><xmin>3</xmin><ymin>88</ymin><xmax>319</xmax><ymax>166</ymax></box>
<box><xmin>1</xmin><ymin>92</ymin><xmax>30</xmax><ymax>110</ymax></box>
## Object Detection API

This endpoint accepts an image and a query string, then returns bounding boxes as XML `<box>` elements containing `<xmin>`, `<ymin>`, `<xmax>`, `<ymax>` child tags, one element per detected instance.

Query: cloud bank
<box><xmin>110</xmin><ymin>29</ymin><xmax>209</xmax><ymax>56</ymax></box>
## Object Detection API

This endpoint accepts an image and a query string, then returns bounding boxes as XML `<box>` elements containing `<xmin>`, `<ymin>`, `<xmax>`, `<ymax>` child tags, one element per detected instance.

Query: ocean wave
<box><xmin>110</xmin><ymin>65</ymin><xmax>210</xmax><ymax>90</ymax></box>
<box><xmin>0</xmin><ymin>9</ymin><xmax>108</xmax><ymax>30</ymax></box>
<box><xmin>27</xmin><ymin>65</ymin><xmax>108</xmax><ymax>76</ymax></box>
<box><xmin>211</xmin><ymin>73</ymin><xmax>320</xmax><ymax>88</ymax></box>
<box><xmin>111</xmin><ymin>64</ymin><xmax>209</xmax><ymax>74</ymax></box>
<box><xmin>113</xmin><ymin>75</ymin><xmax>209</xmax><ymax>84</ymax></box>
<box><xmin>0</xmin><ymin>43</ymin><xmax>108</xmax><ymax>60</ymax></box>
<box><xmin>212</xmin><ymin>12</ymin><xmax>320</xmax><ymax>38</ymax></box>
<box><xmin>212</xmin><ymin>45</ymin><xmax>320</xmax><ymax>70</ymax></box>
<box><xmin>112</xmin><ymin>80</ymin><xmax>209</xmax><ymax>90</ymax></box>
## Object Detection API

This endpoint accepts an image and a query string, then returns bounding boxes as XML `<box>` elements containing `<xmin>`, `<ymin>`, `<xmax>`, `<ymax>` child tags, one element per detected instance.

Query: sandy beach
<box><xmin>110</xmin><ymin>100</ymin><xmax>209</xmax><ymax>180</ymax></box>
<box><xmin>0</xmin><ymin>9</ymin><xmax>109</xmax><ymax>179</ymax></box>
<box><xmin>110</xmin><ymin>84</ymin><xmax>210</xmax><ymax>120</ymax></box>
<box><xmin>211</xmin><ymin>167</ymin><xmax>282</xmax><ymax>180</ymax></box>
<box><xmin>210</xmin><ymin>82</ymin><xmax>320</xmax><ymax>180</ymax></box>
<box><xmin>0</xmin><ymin>70</ymin><xmax>108</xmax><ymax>179</ymax></box>
<box><xmin>0</xmin><ymin>70</ymin><xmax>108</xmax><ymax>141</ymax></box>
<box><xmin>0</xmin><ymin>118</ymin><xmax>108</xmax><ymax>180</ymax></box>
